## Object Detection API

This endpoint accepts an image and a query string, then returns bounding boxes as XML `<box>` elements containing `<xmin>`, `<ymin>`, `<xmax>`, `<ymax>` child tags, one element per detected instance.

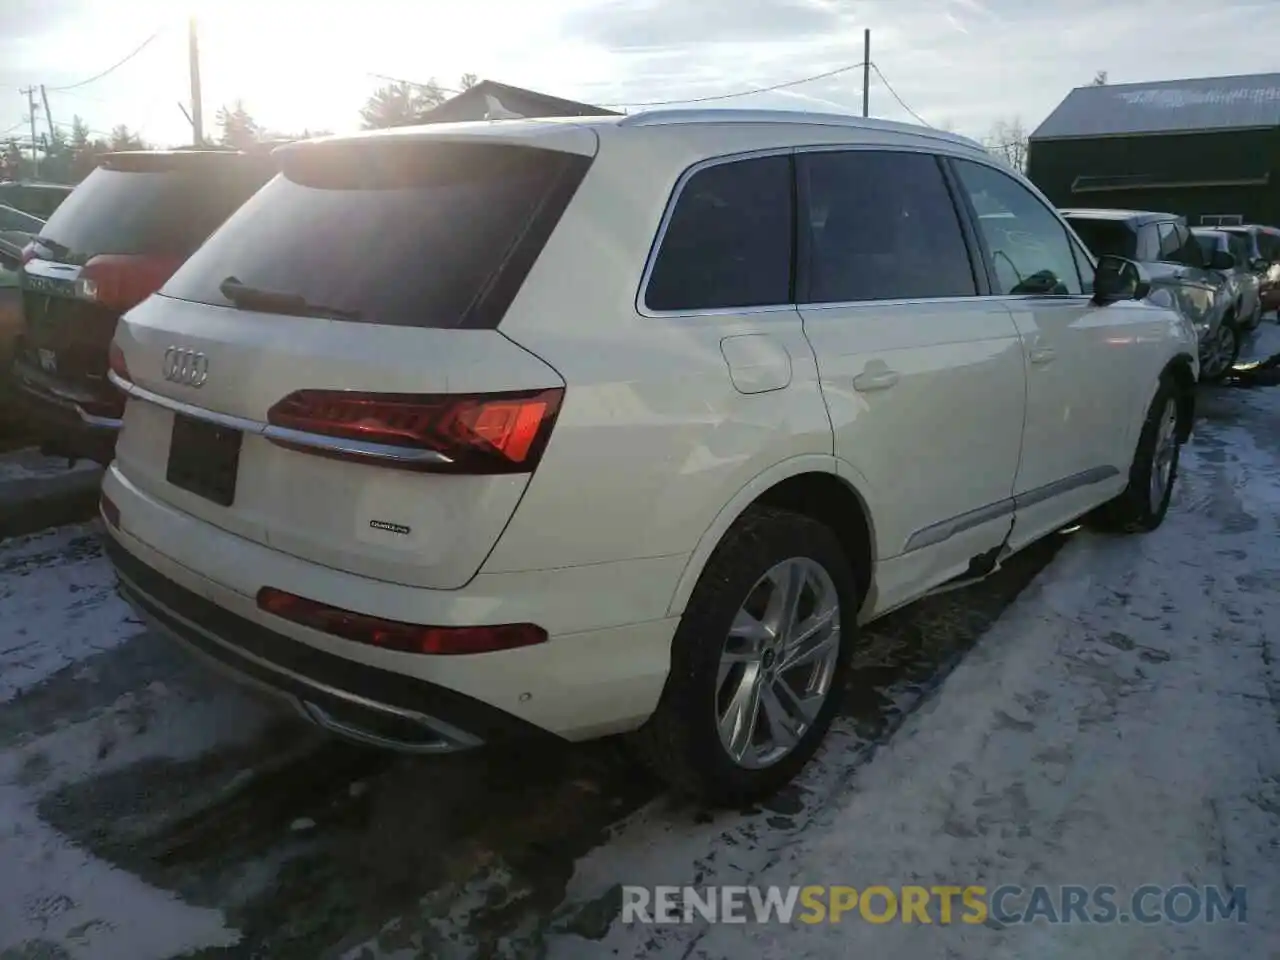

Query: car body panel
<box><xmin>101</xmin><ymin>112</ymin><xmax>1197</xmax><ymax>748</ymax></box>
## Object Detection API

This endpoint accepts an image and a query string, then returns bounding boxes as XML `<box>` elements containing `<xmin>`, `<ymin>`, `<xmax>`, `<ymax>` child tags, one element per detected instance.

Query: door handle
<box><xmin>1028</xmin><ymin>346</ymin><xmax>1057</xmax><ymax>365</ymax></box>
<box><xmin>852</xmin><ymin>368</ymin><xmax>900</xmax><ymax>392</ymax></box>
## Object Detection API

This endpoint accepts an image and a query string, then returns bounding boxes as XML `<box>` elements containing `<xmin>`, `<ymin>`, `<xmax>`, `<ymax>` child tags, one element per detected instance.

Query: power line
<box><xmin>367</xmin><ymin>73</ymin><xmax>465</xmax><ymax>96</ymax></box>
<box><xmin>45</xmin><ymin>27</ymin><xmax>164</xmax><ymax>92</ymax></box>
<box><xmin>600</xmin><ymin>60</ymin><xmax>868</xmax><ymax>108</ymax></box>
<box><xmin>869</xmin><ymin>62</ymin><xmax>931</xmax><ymax>127</ymax></box>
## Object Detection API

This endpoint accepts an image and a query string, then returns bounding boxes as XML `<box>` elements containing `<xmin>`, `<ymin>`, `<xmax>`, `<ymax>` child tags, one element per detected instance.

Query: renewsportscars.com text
<box><xmin>622</xmin><ymin>884</ymin><xmax>1247</xmax><ymax>926</ymax></box>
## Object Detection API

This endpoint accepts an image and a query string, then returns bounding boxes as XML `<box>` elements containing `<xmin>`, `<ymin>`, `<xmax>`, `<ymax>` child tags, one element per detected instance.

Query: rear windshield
<box><xmin>1065</xmin><ymin>218</ymin><xmax>1136</xmax><ymax>260</ymax></box>
<box><xmin>37</xmin><ymin>163</ymin><xmax>268</xmax><ymax>261</ymax></box>
<box><xmin>160</xmin><ymin>141</ymin><xmax>592</xmax><ymax>329</ymax></box>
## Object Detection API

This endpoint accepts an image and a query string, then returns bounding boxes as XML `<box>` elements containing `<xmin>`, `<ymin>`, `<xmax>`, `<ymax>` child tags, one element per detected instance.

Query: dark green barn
<box><xmin>1027</xmin><ymin>73</ymin><xmax>1280</xmax><ymax>227</ymax></box>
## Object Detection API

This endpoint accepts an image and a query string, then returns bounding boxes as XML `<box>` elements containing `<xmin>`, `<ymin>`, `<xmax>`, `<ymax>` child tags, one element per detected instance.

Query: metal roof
<box><xmin>1031</xmin><ymin>73</ymin><xmax>1280</xmax><ymax>140</ymax></box>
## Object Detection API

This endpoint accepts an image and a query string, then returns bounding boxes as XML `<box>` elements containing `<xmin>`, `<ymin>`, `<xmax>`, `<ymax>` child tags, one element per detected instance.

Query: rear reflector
<box><xmin>265</xmin><ymin>388</ymin><xmax>564</xmax><ymax>474</ymax></box>
<box><xmin>257</xmin><ymin>587</ymin><xmax>548</xmax><ymax>655</ymax></box>
<box><xmin>100</xmin><ymin>493</ymin><xmax>120</xmax><ymax>529</ymax></box>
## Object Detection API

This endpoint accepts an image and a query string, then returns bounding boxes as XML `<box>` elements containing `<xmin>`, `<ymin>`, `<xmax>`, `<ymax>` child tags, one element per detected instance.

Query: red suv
<box><xmin>11</xmin><ymin>149</ymin><xmax>275</xmax><ymax>462</ymax></box>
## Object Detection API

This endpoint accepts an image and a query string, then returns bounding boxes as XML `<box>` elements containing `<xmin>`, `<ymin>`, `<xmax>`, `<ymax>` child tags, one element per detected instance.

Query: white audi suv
<box><xmin>101</xmin><ymin>110</ymin><xmax>1199</xmax><ymax>804</ymax></box>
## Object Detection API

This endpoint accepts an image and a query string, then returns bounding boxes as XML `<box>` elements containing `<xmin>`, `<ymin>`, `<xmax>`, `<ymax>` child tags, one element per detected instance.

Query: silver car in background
<box><xmin>1192</xmin><ymin>227</ymin><xmax>1262</xmax><ymax>333</ymax></box>
<box><xmin>1063</xmin><ymin>209</ymin><xmax>1239</xmax><ymax>382</ymax></box>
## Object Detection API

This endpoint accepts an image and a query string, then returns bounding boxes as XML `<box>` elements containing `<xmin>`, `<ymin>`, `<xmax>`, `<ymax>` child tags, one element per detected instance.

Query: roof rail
<box><xmin>617</xmin><ymin>108</ymin><xmax>982</xmax><ymax>148</ymax></box>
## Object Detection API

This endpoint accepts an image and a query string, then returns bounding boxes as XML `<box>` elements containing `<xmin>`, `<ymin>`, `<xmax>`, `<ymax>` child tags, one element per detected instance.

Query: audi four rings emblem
<box><xmin>162</xmin><ymin>346</ymin><xmax>209</xmax><ymax>387</ymax></box>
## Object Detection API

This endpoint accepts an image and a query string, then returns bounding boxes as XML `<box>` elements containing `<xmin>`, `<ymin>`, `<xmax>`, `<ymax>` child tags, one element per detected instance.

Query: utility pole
<box><xmin>20</xmin><ymin>85</ymin><xmax>39</xmax><ymax>177</ymax></box>
<box><xmin>188</xmin><ymin>16</ymin><xmax>204</xmax><ymax>145</ymax></box>
<box><xmin>39</xmin><ymin>85</ymin><xmax>54</xmax><ymax>144</ymax></box>
<box><xmin>862</xmin><ymin>29</ymin><xmax>871</xmax><ymax>118</ymax></box>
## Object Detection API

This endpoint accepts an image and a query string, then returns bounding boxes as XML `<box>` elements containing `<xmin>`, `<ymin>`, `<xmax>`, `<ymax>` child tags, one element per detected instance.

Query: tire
<box><xmin>1090</xmin><ymin>372</ymin><xmax>1183</xmax><ymax>533</ymax></box>
<box><xmin>631</xmin><ymin>506</ymin><xmax>859</xmax><ymax>806</ymax></box>
<box><xmin>1200</xmin><ymin>318</ymin><xmax>1240</xmax><ymax>384</ymax></box>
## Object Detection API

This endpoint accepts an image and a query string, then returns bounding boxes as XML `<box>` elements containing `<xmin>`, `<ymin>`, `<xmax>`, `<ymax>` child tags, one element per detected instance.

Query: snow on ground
<box><xmin>0</xmin><ymin>522</ymin><xmax>139</xmax><ymax>703</ymax></box>
<box><xmin>0</xmin><ymin>521</ymin><xmax>270</xmax><ymax>959</ymax></box>
<box><xmin>0</xmin><ymin>447</ymin><xmax>100</xmax><ymax>484</ymax></box>
<box><xmin>544</xmin><ymin>371</ymin><xmax>1280</xmax><ymax>957</ymax></box>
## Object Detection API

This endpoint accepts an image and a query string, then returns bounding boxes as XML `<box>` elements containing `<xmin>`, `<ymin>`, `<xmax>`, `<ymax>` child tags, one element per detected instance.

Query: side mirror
<box><xmin>1210</xmin><ymin>249</ymin><xmax>1236</xmax><ymax>271</ymax></box>
<box><xmin>1093</xmin><ymin>254</ymin><xmax>1151</xmax><ymax>304</ymax></box>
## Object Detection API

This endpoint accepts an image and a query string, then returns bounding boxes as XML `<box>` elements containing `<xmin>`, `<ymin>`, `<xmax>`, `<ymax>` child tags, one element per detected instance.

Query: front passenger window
<box><xmin>953</xmin><ymin>160</ymin><xmax>1083</xmax><ymax>297</ymax></box>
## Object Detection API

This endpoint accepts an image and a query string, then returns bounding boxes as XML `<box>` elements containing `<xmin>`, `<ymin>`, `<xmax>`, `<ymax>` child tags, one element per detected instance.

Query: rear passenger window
<box><xmin>799</xmin><ymin>151</ymin><xmax>975</xmax><ymax>303</ymax></box>
<box><xmin>645</xmin><ymin>155</ymin><xmax>792</xmax><ymax>312</ymax></box>
<box><xmin>954</xmin><ymin>160</ymin><xmax>1083</xmax><ymax>296</ymax></box>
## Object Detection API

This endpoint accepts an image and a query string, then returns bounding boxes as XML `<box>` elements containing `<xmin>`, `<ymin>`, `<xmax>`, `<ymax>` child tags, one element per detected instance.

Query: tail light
<box><xmin>76</xmin><ymin>254</ymin><xmax>183</xmax><ymax>313</ymax></box>
<box><xmin>266</xmin><ymin>388</ymin><xmax>564</xmax><ymax>474</ymax></box>
<box><xmin>257</xmin><ymin>587</ymin><xmax>547</xmax><ymax>655</ymax></box>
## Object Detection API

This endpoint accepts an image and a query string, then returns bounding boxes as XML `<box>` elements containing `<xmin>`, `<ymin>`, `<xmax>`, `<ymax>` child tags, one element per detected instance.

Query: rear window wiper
<box><xmin>219</xmin><ymin>276</ymin><xmax>362</xmax><ymax>322</ymax></box>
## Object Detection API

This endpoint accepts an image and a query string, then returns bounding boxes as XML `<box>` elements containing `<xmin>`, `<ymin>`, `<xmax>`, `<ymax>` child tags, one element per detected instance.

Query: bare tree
<box><xmin>984</xmin><ymin>117</ymin><xmax>1028</xmax><ymax>172</ymax></box>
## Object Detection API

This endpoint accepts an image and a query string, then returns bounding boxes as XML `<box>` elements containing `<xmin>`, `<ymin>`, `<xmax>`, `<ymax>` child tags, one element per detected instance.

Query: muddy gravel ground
<box><xmin>2</xmin><ymin>326</ymin><xmax>1279</xmax><ymax>959</ymax></box>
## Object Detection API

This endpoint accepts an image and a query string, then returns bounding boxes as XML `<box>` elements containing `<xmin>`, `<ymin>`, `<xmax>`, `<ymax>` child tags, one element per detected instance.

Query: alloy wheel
<box><xmin>716</xmin><ymin>557</ymin><xmax>842</xmax><ymax>770</ymax></box>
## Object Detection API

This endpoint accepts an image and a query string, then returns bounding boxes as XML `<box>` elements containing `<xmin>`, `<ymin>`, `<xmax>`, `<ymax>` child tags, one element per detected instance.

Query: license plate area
<box><xmin>166</xmin><ymin>413</ymin><xmax>242</xmax><ymax>507</ymax></box>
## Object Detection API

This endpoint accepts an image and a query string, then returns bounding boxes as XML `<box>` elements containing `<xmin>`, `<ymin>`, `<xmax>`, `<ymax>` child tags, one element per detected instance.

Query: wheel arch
<box><xmin>666</xmin><ymin>457</ymin><xmax>877</xmax><ymax>618</ymax></box>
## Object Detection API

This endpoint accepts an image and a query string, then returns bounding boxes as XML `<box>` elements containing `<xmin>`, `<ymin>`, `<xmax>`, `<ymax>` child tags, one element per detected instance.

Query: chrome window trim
<box><xmin>108</xmin><ymin>370</ymin><xmax>453</xmax><ymax>466</ymax></box>
<box><xmin>795</xmin><ymin>293</ymin><xmax>1094</xmax><ymax>312</ymax></box>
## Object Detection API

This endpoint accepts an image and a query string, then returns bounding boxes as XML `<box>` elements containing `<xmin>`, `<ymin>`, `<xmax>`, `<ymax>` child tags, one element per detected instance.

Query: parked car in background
<box><xmin>101</xmin><ymin>111</ymin><xmax>1198</xmax><ymax>805</ymax></box>
<box><xmin>0</xmin><ymin>237</ymin><xmax>23</xmax><ymax>427</ymax></box>
<box><xmin>1062</xmin><ymin>208</ymin><xmax>1239</xmax><ymax>382</ymax></box>
<box><xmin>1220</xmin><ymin>223</ymin><xmax>1280</xmax><ymax>313</ymax></box>
<box><xmin>11</xmin><ymin>148</ymin><xmax>276</xmax><ymax>463</ymax></box>
<box><xmin>1192</xmin><ymin>227</ymin><xmax>1261</xmax><ymax>330</ymax></box>
<box><xmin>0</xmin><ymin>205</ymin><xmax>43</xmax><ymax>431</ymax></box>
<box><xmin>0</xmin><ymin>181</ymin><xmax>74</xmax><ymax>219</ymax></box>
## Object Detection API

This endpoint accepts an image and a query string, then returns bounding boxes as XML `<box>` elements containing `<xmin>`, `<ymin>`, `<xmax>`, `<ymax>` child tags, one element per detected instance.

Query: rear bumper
<box><xmin>104</xmin><ymin>531</ymin><xmax>546</xmax><ymax>752</ymax></box>
<box><xmin>11</xmin><ymin>358</ymin><xmax>120</xmax><ymax>461</ymax></box>
<box><xmin>102</xmin><ymin>465</ymin><xmax>680</xmax><ymax>742</ymax></box>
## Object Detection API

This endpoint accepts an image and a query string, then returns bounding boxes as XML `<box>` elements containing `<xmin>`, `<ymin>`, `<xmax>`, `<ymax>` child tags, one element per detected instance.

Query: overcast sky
<box><xmin>3</xmin><ymin>0</ymin><xmax>1280</xmax><ymax>148</ymax></box>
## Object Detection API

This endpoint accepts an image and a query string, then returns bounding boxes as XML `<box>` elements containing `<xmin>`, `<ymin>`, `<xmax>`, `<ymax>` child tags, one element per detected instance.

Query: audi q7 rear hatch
<box><xmin>112</xmin><ymin>130</ymin><xmax>595</xmax><ymax>589</ymax></box>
